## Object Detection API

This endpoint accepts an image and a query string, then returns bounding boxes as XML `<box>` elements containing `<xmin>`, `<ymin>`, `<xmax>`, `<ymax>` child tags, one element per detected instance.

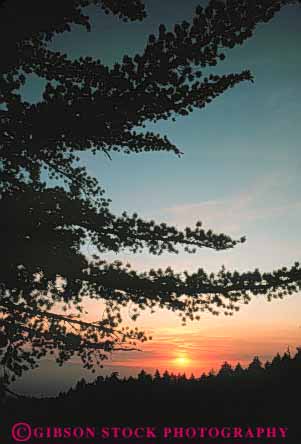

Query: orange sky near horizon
<box><xmin>77</xmin><ymin>171</ymin><xmax>301</xmax><ymax>377</ymax></box>
<box><xmin>48</xmin><ymin>4</ymin><xmax>301</xmax><ymax>382</ymax></box>
<box><xmin>81</xmin><ymin>289</ymin><xmax>301</xmax><ymax>376</ymax></box>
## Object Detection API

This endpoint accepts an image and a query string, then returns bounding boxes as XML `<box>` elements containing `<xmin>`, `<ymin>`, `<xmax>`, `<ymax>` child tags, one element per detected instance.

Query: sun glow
<box><xmin>173</xmin><ymin>355</ymin><xmax>191</xmax><ymax>367</ymax></box>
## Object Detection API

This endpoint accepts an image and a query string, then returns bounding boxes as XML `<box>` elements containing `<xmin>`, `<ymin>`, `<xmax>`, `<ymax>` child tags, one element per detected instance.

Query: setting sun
<box><xmin>173</xmin><ymin>356</ymin><xmax>191</xmax><ymax>367</ymax></box>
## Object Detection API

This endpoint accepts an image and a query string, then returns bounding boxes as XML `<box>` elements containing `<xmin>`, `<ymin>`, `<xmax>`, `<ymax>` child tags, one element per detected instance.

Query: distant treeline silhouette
<box><xmin>1</xmin><ymin>348</ymin><xmax>301</xmax><ymax>444</ymax></box>
<box><xmin>59</xmin><ymin>347</ymin><xmax>301</xmax><ymax>396</ymax></box>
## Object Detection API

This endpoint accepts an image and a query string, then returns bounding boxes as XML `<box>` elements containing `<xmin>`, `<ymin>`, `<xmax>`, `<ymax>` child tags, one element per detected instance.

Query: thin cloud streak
<box><xmin>163</xmin><ymin>173</ymin><xmax>301</xmax><ymax>235</ymax></box>
<box><xmin>108</xmin><ymin>323</ymin><xmax>301</xmax><ymax>374</ymax></box>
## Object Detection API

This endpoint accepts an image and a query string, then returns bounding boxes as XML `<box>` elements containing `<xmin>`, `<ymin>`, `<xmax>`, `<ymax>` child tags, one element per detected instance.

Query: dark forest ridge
<box><xmin>1</xmin><ymin>349</ymin><xmax>301</xmax><ymax>444</ymax></box>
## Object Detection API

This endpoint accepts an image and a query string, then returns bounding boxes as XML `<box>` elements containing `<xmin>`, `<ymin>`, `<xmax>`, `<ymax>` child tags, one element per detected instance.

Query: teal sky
<box><xmin>24</xmin><ymin>1</ymin><xmax>301</xmax><ymax>243</ymax></box>
<box><xmin>15</xmin><ymin>1</ymin><xmax>301</xmax><ymax>396</ymax></box>
<box><xmin>43</xmin><ymin>0</ymin><xmax>301</xmax><ymax>274</ymax></box>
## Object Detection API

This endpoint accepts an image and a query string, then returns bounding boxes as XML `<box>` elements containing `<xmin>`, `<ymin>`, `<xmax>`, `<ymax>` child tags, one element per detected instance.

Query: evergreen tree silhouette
<box><xmin>247</xmin><ymin>356</ymin><xmax>264</xmax><ymax>378</ymax></box>
<box><xmin>154</xmin><ymin>369</ymin><xmax>161</xmax><ymax>383</ymax></box>
<box><xmin>234</xmin><ymin>362</ymin><xmax>244</xmax><ymax>377</ymax></box>
<box><xmin>218</xmin><ymin>361</ymin><xmax>234</xmax><ymax>378</ymax></box>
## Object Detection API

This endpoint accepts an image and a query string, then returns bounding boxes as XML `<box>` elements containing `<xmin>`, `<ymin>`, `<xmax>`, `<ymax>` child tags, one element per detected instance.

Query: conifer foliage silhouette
<box><xmin>0</xmin><ymin>0</ymin><xmax>301</xmax><ymax>382</ymax></box>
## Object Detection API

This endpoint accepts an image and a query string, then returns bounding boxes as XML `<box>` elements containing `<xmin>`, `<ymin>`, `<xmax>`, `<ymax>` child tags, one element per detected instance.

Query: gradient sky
<box><xmin>15</xmin><ymin>0</ymin><xmax>301</xmax><ymax>396</ymax></box>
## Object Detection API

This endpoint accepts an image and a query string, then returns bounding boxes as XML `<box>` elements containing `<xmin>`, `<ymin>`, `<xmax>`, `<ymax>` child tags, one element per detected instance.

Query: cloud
<box><xmin>107</xmin><ymin>322</ymin><xmax>301</xmax><ymax>373</ymax></box>
<box><xmin>162</xmin><ymin>172</ymin><xmax>301</xmax><ymax>235</ymax></box>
